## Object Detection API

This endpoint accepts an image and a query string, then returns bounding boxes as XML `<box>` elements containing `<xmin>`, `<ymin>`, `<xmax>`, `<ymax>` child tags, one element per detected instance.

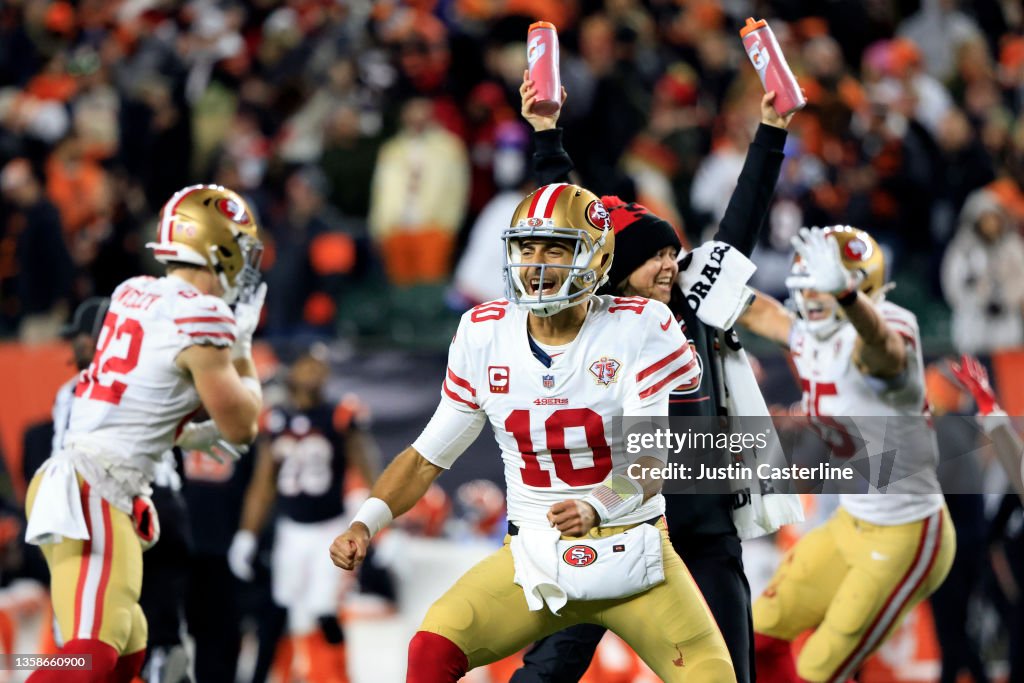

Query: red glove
<box><xmin>949</xmin><ymin>354</ymin><xmax>999</xmax><ymax>416</ymax></box>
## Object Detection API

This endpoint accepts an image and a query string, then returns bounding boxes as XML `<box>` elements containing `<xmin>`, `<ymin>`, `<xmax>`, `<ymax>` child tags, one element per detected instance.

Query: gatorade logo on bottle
<box><xmin>527</xmin><ymin>35</ymin><xmax>547</xmax><ymax>68</ymax></box>
<box><xmin>747</xmin><ymin>40</ymin><xmax>770</xmax><ymax>72</ymax></box>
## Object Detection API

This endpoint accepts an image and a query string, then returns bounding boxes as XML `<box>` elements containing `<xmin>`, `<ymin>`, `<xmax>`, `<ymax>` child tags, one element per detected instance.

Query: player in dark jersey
<box><xmin>228</xmin><ymin>347</ymin><xmax>379</xmax><ymax>683</ymax></box>
<box><xmin>510</xmin><ymin>75</ymin><xmax>795</xmax><ymax>683</ymax></box>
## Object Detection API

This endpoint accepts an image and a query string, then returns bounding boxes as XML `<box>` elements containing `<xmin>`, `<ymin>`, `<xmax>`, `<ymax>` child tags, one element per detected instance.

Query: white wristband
<box><xmin>582</xmin><ymin>474</ymin><xmax>644</xmax><ymax>524</ymax></box>
<box><xmin>352</xmin><ymin>497</ymin><xmax>393</xmax><ymax>538</ymax></box>
<box><xmin>240</xmin><ymin>376</ymin><xmax>262</xmax><ymax>399</ymax></box>
<box><xmin>231</xmin><ymin>339</ymin><xmax>252</xmax><ymax>361</ymax></box>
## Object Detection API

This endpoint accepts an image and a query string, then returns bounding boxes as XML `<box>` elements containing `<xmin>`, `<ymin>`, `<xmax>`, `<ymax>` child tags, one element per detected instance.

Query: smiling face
<box><xmin>622</xmin><ymin>246</ymin><xmax>679</xmax><ymax>304</ymax></box>
<box><xmin>517</xmin><ymin>238</ymin><xmax>576</xmax><ymax>297</ymax></box>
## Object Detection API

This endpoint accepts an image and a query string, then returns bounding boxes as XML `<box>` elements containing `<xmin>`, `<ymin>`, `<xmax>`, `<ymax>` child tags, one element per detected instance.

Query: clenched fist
<box><xmin>547</xmin><ymin>499</ymin><xmax>598</xmax><ymax>537</ymax></box>
<box><xmin>329</xmin><ymin>523</ymin><xmax>371</xmax><ymax>571</ymax></box>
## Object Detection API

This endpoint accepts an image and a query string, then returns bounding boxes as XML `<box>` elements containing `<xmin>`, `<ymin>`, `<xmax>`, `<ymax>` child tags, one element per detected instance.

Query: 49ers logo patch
<box><xmin>843</xmin><ymin>237</ymin><xmax>871</xmax><ymax>261</ymax></box>
<box><xmin>215</xmin><ymin>197</ymin><xmax>251</xmax><ymax>224</ymax></box>
<box><xmin>589</xmin><ymin>356</ymin><xmax>621</xmax><ymax>386</ymax></box>
<box><xmin>562</xmin><ymin>545</ymin><xmax>598</xmax><ymax>567</ymax></box>
<box><xmin>585</xmin><ymin>200</ymin><xmax>610</xmax><ymax>230</ymax></box>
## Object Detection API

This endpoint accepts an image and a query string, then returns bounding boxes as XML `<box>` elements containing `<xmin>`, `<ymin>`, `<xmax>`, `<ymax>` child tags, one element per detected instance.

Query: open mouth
<box><xmin>804</xmin><ymin>299</ymin><xmax>830</xmax><ymax>320</ymax></box>
<box><xmin>528</xmin><ymin>276</ymin><xmax>558</xmax><ymax>296</ymax></box>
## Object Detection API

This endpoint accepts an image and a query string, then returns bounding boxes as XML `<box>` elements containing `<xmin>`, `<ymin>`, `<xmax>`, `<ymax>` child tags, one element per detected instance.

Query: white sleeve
<box><xmin>412</xmin><ymin>400</ymin><xmax>488</xmax><ymax>469</ymax></box>
<box><xmin>173</xmin><ymin>294</ymin><xmax>238</xmax><ymax>349</ymax></box>
<box><xmin>439</xmin><ymin>317</ymin><xmax>483</xmax><ymax>412</ymax></box>
<box><xmin>626</xmin><ymin>301</ymin><xmax>700</xmax><ymax>412</ymax></box>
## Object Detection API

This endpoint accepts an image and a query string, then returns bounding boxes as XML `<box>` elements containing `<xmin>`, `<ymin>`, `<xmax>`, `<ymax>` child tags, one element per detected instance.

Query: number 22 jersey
<box><xmin>417</xmin><ymin>296</ymin><xmax>700</xmax><ymax>529</ymax></box>
<box><xmin>64</xmin><ymin>275</ymin><xmax>238</xmax><ymax>508</ymax></box>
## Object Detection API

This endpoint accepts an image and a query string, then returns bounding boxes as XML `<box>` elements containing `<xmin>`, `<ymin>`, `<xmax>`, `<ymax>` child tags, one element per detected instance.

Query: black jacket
<box><xmin>532</xmin><ymin>123</ymin><xmax>787</xmax><ymax>548</ymax></box>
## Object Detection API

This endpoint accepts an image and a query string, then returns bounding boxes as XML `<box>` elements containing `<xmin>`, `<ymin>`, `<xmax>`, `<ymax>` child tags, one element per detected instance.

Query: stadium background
<box><xmin>0</xmin><ymin>0</ymin><xmax>1023</xmax><ymax>681</ymax></box>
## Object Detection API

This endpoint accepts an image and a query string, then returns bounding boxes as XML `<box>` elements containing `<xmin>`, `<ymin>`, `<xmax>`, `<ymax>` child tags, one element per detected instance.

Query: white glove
<box><xmin>784</xmin><ymin>227</ymin><xmax>861</xmax><ymax>295</ymax></box>
<box><xmin>228</xmin><ymin>530</ymin><xmax>257</xmax><ymax>581</ymax></box>
<box><xmin>174</xmin><ymin>420</ymin><xmax>248</xmax><ymax>463</ymax></box>
<box><xmin>231</xmin><ymin>282</ymin><xmax>267</xmax><ymax>360</ymax></box>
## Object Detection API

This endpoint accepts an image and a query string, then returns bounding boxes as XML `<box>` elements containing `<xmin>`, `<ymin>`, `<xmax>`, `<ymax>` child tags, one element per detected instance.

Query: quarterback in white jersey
<box><xmin>435</xmin><ymin>294</ymin><xmax>694</xmax><ymax>528</ymax></box>
<box><xmin>332</xmin><ymin>184</ymin><xmax>735</xmax><ymax>683</ymax></box>
<box><xmin>23</xmin><ymin>185</ymin><xmax>264</xmax><ymax>683</ymax></box>
<box><xmin>740</xmin><ymin>226</ymin><xmax>954</xmax><ymax>683</ymax></box>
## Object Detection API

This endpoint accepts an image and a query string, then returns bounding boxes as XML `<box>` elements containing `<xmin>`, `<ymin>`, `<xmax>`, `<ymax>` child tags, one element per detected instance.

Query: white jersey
<box><xmin>789</xmin><ymin>300</ymin><xmax>942</xmax><ymax>525</ymax></box>
<box><xmin>421</xmin><ymin>295</ymin><xmax>700</xmax><ymax>528</ymax></box>
<box><xmin>64</xmin><ymin>275</ymin><xmax>237</xmax><ymax>507</ymax></box>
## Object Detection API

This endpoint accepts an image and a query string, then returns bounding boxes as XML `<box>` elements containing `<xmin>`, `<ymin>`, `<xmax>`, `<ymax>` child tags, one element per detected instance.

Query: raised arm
<box><xmin>521</xmin><ymin>70</ymin><xmax>577</xmax><ymax>186</ymax></box>
<box><xmin>739</xmin><ymin>290</ymin><xmax>794</xmax><ymax>348</ymax></box>
<box><xmin>785</xmin><ymin>227</ymin><xmax>906</xmax><ymax>378</ymax></box>
<box><xmin>712</xmin><ymin>91</ymin><xmax>794</xmax><ymax>256</ymax></box>
<box><xmin>843</xmin><ymin>292</ymin><xmax>908</xmax><ymax>378</ymax></box>
<box><xmin>950</xmin><ymin>355</ymin><xmax>1024</xmax><ymax>504</ymax></box>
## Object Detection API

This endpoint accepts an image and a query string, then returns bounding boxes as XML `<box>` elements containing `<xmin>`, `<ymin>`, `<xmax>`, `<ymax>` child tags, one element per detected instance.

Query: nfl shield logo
<box><xmin>542</xmin><ymin>374</ymin><xmax>555</xmax><ymax>389</ymax></box>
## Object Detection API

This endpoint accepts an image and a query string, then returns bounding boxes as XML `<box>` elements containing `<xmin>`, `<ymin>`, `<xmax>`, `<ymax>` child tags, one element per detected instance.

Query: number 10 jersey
<box><xmin>425</xmin><ymin>296</ymin><xmax>700</xmax><ymax>529</ymax></box>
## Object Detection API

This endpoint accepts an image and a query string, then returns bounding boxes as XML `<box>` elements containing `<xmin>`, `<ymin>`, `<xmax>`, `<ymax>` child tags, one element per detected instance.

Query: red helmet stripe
<box><xmin>527</xmin><ymin>187</ymin><xmax>545</xmax><ymax>217</ymax></box>
<box><xmin>543</xmin><ymin>183</ymin><xmax>569</xmax><ymax>218</ymax></box>
<box><xmin>527</xmin><ymin>183</ymin><xmax>569</xmax><ymax>220</ymax></box>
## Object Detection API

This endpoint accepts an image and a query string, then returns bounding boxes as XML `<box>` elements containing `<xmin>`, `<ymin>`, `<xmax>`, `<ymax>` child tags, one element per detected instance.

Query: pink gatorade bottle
<box><xmin>740</xmin><ymin>17</ymin><xmax>806</xmax><ymax>117</ymax></box>
<box><xmin>527</xmin><ymin>21</ymin><xmax>561</xmax><ymax>116</ymax></box>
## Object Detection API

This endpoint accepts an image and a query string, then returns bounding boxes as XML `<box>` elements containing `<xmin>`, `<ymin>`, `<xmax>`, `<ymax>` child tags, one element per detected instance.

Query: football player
<box><xmin>511</xmin><ymin>77</ymin><xmax>795</xmax><ymax>683</ymax></box>
<box><xmin>23</xmin><ymin>185</ymin><xmax>265</xmax><ymax>682</ymax></box>
<box><xmin>228</xmin><ymin>346</ymin><xmax>379</xmax><ymax>683</ymax></box>
<box><xmin>739</xmin><ymin>226</ymin><xmax>956</xmax><ymax>682</ymax></box>
<box><xmin>331</xmin><ymin>183</ymin><xmax>736</xmax><ymax>683</ymax></box>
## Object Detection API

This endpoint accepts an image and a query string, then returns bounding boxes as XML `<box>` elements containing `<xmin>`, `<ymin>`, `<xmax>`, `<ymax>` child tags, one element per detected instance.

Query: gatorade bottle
<box><xmin>527</xmin><ymin>21</ymin><xmax>561</xmax><ymax>116</ymax></box>
<box><xmin>740</xmin><ymin>17</ymin><xmax>806</xmax><ymax>117</ymax></box>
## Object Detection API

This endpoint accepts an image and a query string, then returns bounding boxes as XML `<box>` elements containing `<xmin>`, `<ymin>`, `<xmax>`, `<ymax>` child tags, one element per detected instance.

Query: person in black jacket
<box><xmin>510</xmin><ymin>75</ymin><xmax>795</xmax><ymax>683</ymax></box>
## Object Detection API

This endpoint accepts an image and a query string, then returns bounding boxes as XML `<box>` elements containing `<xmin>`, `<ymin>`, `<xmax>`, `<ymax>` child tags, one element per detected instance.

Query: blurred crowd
<box><xmin>0</xmin><ymin>0</ymin><xmax>1023</xmax><ymax>353</ymax></box>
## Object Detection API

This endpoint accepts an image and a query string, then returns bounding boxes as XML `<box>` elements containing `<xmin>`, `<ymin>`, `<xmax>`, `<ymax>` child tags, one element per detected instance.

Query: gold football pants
<box><xmin>753</xmin><ymin>506</ymin><xmax>954</xmax><ymax>682</ymax></box>
<box><xmin>418</xmin><ymin>519</ymin><xmax>735</xmax><ymax>682</ymax></box>
<box><xmin>26</xmin><ymin>472</ymin><xmax>147</xmax><ymax>654</ymax></box>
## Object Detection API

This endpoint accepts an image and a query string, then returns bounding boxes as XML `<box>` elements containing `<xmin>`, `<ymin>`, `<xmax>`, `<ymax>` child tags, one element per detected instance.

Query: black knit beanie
<box><xmin>599</xmin><ymin>195</ymin><xmax>682</xmax><ymax>293</ymax></box>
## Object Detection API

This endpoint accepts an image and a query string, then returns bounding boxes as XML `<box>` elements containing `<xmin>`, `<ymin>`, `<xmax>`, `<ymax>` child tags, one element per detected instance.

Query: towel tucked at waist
<box><xmin>509</xmin><ymin>526</ymin><xmax>567</xmax><ymax>615</ymax></box>
<box><xmin>25</xmin><ymin>454</ymin><xmax>89</xmax><ymax>546</ymax></box>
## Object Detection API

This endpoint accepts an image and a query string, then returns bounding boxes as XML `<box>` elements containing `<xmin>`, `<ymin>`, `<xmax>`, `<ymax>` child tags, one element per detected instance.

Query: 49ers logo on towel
<box><xmin>215</xmin><ymin>197</ymin><xmax>251</xmax><ymax>224</ymax></box>
<box><xmin>585</xmin><ymin>200</ymin><xmax>610</xmax><ymax>230</ymax></box>
<box><xmin>562</xmin><ymin>545</ymin><xmax>598</xmax><ymax>567</ymax></box>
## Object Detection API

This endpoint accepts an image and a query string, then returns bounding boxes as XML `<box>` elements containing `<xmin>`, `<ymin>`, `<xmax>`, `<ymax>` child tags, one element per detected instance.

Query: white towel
<box><xmin>509</xmin><ymin>526</ymin><xmax>567</xmax><ymax>615</ymax></box>
<box><xmin>25</xmin><ymin>456</ymin><xmax>89</xmax><ymax>546</ymax></box>
<box><xmin>720</xmin><ymin>336</ymin><xmax>804</xmax><ymax>538</ymax></box>
<box><xmin>677</xmin><ymin>241</ymin><xmax>756</xmax><ymax>330</ymax></box>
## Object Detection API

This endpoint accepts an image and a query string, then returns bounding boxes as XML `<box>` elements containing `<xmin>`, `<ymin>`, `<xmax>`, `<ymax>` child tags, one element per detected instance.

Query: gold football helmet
<box><xmin>146</xmin><ymin>184</ymin><xmax>263</xmax><ymax>304</ymax></box>
<box><xmin>790</xmin><ymin>225</ymin><xmax>886</xmax><ymax>338</ymax></box>
<box><xmin>503</xmin><ymin>183</ymin><xmax>614</xmax><ymax>316</ymax></box>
